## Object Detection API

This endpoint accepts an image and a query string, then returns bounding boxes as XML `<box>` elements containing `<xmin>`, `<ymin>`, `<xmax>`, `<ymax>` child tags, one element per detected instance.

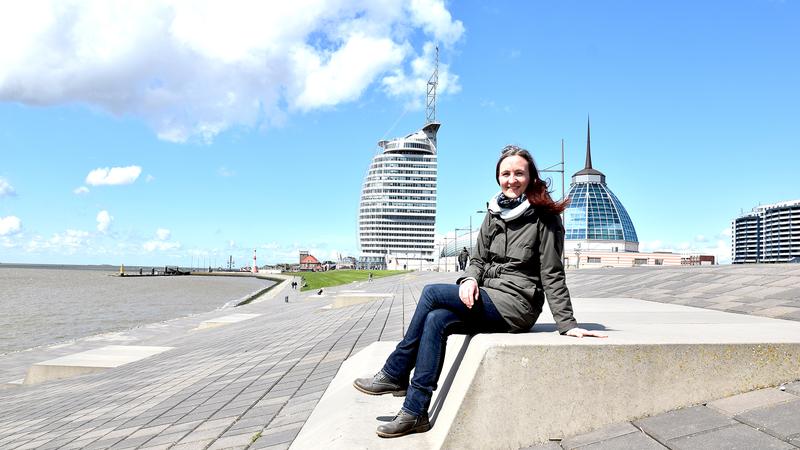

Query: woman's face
<box><xmin>497</xmin><ymin>155</ymin><xmax>530</xmax><ymax>198</ymax></box>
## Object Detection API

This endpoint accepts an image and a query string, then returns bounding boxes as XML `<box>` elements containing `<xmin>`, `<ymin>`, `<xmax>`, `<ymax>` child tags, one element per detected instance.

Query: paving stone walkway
<box><xmin>0</xmin><ymin>265</ymin><xmax>799</xmax><ymax>449</ymax></box>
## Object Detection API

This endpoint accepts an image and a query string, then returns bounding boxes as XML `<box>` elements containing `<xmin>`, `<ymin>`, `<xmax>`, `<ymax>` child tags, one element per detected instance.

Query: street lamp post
<box><xmin>441</xmin><ymin>236</ymin><xmax>451</xmax><ymax>272</ymax></box>
<box><xmin>541</xmin><ymin>139</ymin><xmax>567</xmax><ymax>236</ymax></box>
<box><xmin>472</xmin><ymin>209</ymin><xmax>486</xmax><ymax>253</ymax></box>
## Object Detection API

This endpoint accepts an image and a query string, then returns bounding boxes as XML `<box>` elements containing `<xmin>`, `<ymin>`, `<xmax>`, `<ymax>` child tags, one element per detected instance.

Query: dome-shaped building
<box><xmin>564</xmin><ymin>121</ymin><xmax>639</xmax><ymax>254</ymax></box>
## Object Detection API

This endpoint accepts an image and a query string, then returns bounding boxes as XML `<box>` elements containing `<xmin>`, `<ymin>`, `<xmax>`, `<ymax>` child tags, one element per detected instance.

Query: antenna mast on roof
<box><xmin>426</xmin><ymin>46</ymin><xmax>439</xmax><ymax>124</ymax></box>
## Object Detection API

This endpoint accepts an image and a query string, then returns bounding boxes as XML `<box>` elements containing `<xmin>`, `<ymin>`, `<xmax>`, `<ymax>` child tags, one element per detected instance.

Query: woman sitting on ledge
<box><xmin>354</xmin><ymin>145</ymin><xmax>606</xmax><ymax>438</ymax></box>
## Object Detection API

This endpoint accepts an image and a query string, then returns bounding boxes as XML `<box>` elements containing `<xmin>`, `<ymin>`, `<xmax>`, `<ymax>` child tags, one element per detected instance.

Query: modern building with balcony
<box><xmin>357</xmin><ymin>122</ymin><xmax>439</xmax><ymax>269</ymax></box>
<box><xmin>733</xmin><ymin>200</ymin><xmax>800</xmax><ymax>264</ymax></box>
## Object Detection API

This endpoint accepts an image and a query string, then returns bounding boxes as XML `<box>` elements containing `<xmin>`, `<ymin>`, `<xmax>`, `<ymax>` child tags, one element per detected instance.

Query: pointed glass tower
<box><xmin>564</xmin><ymin>120</ymin><xmax>639</xmax><ymax>253</ymax></box>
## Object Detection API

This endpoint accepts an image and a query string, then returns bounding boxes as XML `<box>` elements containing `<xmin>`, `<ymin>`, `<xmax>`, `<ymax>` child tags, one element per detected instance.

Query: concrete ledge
<box><xmin>197</xmin><ymin>313</ymin><xmax>261</xmax><ymax>330</ymax></box>
<box><xmin>24</xmin><ymin>345</ymin><xmax>173</xmax><ymax>385</ymax></box>
<box><xmin>293</xmin><ymin>297</ymin><xmax>800</xmax><ymax>449</ymax></box>
<box><xmin>291</xmin><ymin>336</ymin><xmax>467</xmax><ymax>450</ymax></box>
<box><xmin>330</xmin><ymin>293</ymin><xmax>394</xmax><ymax>309</ymax></box>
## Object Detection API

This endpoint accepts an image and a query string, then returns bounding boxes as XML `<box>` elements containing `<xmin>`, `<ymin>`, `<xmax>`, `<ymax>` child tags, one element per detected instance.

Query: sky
<box><xmin>0</xmin><ymin>0</ymin><xmax>798</xmax><ymax>267</ymax></box>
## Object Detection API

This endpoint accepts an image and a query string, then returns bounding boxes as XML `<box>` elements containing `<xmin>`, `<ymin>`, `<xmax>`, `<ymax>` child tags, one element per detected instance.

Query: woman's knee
<box><xmin>420</xmin><ymin>284</ymin><xmax>455</xmax><ymax>307</ymax></box>
<box><xmin>423</xmin><ymin>309</ymin><xmax>454</xmax><ymax>336</ymax></box>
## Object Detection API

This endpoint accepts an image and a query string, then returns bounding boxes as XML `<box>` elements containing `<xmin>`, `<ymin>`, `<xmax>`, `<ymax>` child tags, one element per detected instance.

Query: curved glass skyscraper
<box><xmin>564</xmin><ymin>121</ymin><xmax>639</xmax><ymax>253</ymax></box>
<box><xmin>358</xmin><ymin>122</ymin><xmax>440</xmax><ymax>268</ymax></box>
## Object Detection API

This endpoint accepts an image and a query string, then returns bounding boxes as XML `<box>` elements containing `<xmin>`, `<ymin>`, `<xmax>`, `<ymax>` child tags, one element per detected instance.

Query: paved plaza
<box><xmin>0</xmin><ymin>265</ymin><xmax>799</xmax><ymax>449</ymax></box>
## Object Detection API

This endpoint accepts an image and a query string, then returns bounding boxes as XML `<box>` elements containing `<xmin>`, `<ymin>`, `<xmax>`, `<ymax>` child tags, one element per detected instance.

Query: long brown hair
<box><xmin>496</xmin><ymin>145</ymin><xmax>570</xmax><ymax>215</ymax></box>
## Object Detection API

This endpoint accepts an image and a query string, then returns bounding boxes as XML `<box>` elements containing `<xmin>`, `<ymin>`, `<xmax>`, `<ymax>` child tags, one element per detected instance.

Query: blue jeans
<box><xmin>382</xmin><ymin>283</ymin><xmax>510</xmax><ymax>416</ymax></box>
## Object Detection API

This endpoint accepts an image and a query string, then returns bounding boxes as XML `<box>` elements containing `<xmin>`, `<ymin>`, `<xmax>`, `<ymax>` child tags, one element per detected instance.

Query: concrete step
<box><xmin>196</xmin><ymin>313</ymin><xmax>261</xmax><ymax>330</ymax></box>
<box><xmin>24</xmin><ymin>345</ymin><xmax>173</xmax><ymax>385</ymax></box>
<box><xmin>292</xmin><ymin>297</ymin><xmax>800</xmax><ymax>449</ymax></box>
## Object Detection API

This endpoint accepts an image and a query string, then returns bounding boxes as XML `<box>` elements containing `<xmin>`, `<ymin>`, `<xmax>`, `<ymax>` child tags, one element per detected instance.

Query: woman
<box><xmin>354</xmin><ymin>145</ymin><xmax>606</xmax><ymax>438</ymax></box>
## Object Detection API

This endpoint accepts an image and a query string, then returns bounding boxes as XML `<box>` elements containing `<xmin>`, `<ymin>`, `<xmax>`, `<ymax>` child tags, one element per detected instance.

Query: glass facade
<box><xmin>564</xmin><ymin>181</ymin><xmax>638</xmax><ymax>243</ymax></box>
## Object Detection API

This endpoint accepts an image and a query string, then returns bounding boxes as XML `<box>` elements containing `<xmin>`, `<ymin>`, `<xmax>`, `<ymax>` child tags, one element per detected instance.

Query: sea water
<box><xmin>0</xmin><ymin>266</ymin><xmax>272</xmax><ymax>355</ymax></box>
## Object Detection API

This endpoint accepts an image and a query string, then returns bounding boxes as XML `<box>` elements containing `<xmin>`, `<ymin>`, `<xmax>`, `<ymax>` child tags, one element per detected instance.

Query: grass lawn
<box><xmin>283</xmin><ymin>270</ymin><xmax>408</xmax><ymax>291</ymax></box>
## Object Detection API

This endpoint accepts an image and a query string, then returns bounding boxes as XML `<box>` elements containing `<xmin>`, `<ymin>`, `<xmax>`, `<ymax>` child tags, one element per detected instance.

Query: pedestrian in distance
<box><xmin>353</xmin><ymin>145</ymin><xmax>606</xmax><ymax>438</ymax></box>
<box><xmin>458</xmin><ymin>247</ymin><xmax>469</xmax><ymax>271</ymax></box>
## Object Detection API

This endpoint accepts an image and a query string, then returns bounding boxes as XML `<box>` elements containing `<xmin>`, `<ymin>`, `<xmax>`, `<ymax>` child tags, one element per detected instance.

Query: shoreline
<box><xmin>0</xmin><ymin>270</ymin><xmax>282</xmax><ymax>357</ymax></box>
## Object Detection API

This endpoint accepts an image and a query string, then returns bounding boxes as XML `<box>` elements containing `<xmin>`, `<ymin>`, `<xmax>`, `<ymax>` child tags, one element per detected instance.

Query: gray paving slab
<box><xmin>521</xmin><ymin>442</ymin><xmax>562</xmax><ymax>450</ymax></box>
<box><xmin>559</xmin><ymin>422</ymin><xmax>639</xmax><ymax>449</ymax></box>
<box><xmin>735</xmin><ymin>398</ymin><xmax>800</xmax><ymax>440</ymax></box>
<box><xmin>707</xmin><ymin>388</ymin><xmax>797</xmax><ymax>416</ymax></box>
<box><xmin>576</xmin><ymin>431</ymin><xmax>666</xmax><ymax>449</ymax></box>
<box><xmin>634</xmin><ymin>406</ymin><xmax>736</xmax><ymax>443</ymax></box>
<box><xmin>667</xmin><ymin>423</ymin><xmax>794</xmax><ymax>449</ymax></box>
<box><xmin>784</xmin><ymin>381</ymin><xmax>800</xmax><ymax>396</ymax></box>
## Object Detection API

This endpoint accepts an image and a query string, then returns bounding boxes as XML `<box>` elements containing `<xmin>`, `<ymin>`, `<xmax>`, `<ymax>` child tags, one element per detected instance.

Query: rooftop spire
<box><xmin>425</xmin><ymin>45</ymin><xmax>439</xmax><ymax>124</ymax></box>
<box><xmin>571</xmin><ymin>115</ymin><xmax>605</xmax><ymax>182</ymax></box>
<box><xmin>585</xmin><ymin>116</ymin><xmax>593</xmax><ymax>169</ymax></box>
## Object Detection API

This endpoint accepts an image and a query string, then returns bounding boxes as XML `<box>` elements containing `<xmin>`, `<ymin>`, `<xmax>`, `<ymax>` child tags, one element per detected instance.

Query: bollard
<box><xmin>285</xmin><ymin>295</ymin><xmax>289</xmax><ymax>303</ymax></box>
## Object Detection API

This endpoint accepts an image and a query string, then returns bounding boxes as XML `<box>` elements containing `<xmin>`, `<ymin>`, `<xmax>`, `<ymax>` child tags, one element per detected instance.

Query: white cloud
<box><xmin>0</xmin><ymin>1</ymin><xmax>464</xmax><ymax>143</ymax></box>
<box><xmin>26</xmin><ymin>229</ymin><xmax>91</xmax><ymax>253</ymax></box>
<box><xmin>52</xmin><ymin>229</ymin><xmax>90</xmax><ymax>247</ymax></box>
<box><xmin>382</xmin><ymin>42</ymin><xmax>461</xmax><ymax>110</ymax></box>
<box><xmin>694</xmin><ymin>234</ymin><xmax>708</xmax><ymax>243</ymax></box>
<box><xmin>96</xmin><ymin>210</ymin><xmax>113</xmax><ymax>233</ymax></box>
<box><xmin>156</xmin><ymin>228</ymin><xmax>171</xmax><ymax>240</ymax></box>
<box><xmin>0</xmin><ymin>177</ymin><xmax>16</xmax><ymax>197</ymax></box>
<box><xmin>145</xmin><ymin>174</ymin><xmax>155</xmax><ymax>183</ymax></box>
<box><xmin>217</xmin><ymin>166</ymin><xmax>235</xmax><ymax>177</ymax></box>
<box><xmin>143</xmin><ymin>240</ymin><xmax>181</xmax><ymax>252</ymax></box>
<box><xmin>73</xmin><ymin>186</ymin><xmax>90</xmax><ymax>195</ymax></box>
<box><xmin>291</xmin><ymin>34</ymin><xmax>408</xmax><ymax>111</ymax></box>
<box><xmin>0</xmin><ymin>216</ymin><xmax>21</xmax><ymax>235</ymax></box>
<box><xmin>720</xmin><ymin>227</ymin><xmax>732</xmax><ymax>237</ymax></box>
<box><xmin>639</xmin><ymin>239</ymin><xmax>665</xmax><ymax>252</ymax></box>
<box><xmin>86</xmin><ymin>166</ymin><xmax>142</xmax><ymax>186</ymax></box>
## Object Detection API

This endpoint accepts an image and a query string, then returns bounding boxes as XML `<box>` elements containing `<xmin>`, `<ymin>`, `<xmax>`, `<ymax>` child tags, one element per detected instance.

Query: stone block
<box><xmin>24</xmin><ymin>345</ymin><xmax>173</xmax><ymax>385</ymax></box>
<box><xmin>292</xmin><ymin>297</ymin><xmax>800</xmax><ymax>449</ymax></box>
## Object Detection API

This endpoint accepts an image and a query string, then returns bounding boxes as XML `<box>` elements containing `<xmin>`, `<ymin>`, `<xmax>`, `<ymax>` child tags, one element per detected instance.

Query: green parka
<box><xmin>456</xmin><ymin>204</ymin><xmax>578</xmax><ymax>333</ymax></box>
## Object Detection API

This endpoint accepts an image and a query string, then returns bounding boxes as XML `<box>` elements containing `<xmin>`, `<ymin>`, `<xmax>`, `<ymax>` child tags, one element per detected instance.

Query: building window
<box><xmin>654</xmin><ymin>259</ymin><xmax>664</xmax><ymax>265</ymax></box>
<box><xmin>587</xmin><ymin>257</ymin><xmax>601</xmax><ymax>263</ymax></box>
<box><xmin>633</xmin><ymin>258</ymin><xmax>648</xmax><ymax>266</ymax></box>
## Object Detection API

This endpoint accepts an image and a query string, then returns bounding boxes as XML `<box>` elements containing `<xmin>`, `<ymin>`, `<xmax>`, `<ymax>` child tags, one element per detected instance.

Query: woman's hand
<box><xmin>565</xmin><ymin>327</ymin><xmax>607</xmax><ymax>338</ymax></box>
<box><xmin>459</xmin><ymin>279</ymin><xmax>479</xmax><ymax>309</ymax></box>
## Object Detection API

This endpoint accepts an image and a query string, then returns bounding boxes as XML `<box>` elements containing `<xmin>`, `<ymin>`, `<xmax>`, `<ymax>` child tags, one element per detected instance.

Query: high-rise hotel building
<box><xmin>357</xmin><ymin>123</ymin><xmax>439</xmax><ymax>269</ymax></box>
<box><xmin>732</xmin><ymin>200</ymin><xmax>800</xmax><ymax>263</ymax></box>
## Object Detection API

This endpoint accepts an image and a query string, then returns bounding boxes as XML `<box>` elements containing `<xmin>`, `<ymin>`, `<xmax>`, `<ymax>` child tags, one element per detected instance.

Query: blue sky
<box><xmin>0</xmin><ymin>0</ymin><xmax>797</xmax><ymax>266</ymax></box>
